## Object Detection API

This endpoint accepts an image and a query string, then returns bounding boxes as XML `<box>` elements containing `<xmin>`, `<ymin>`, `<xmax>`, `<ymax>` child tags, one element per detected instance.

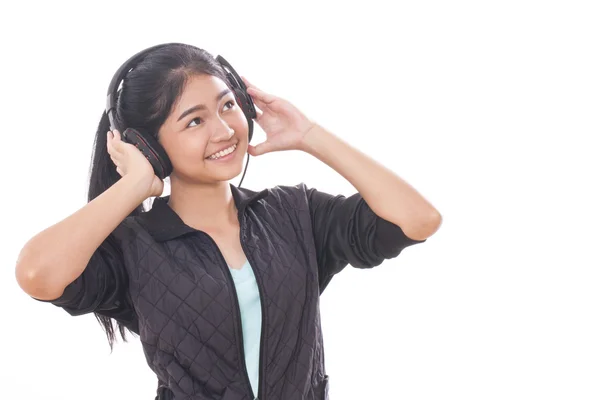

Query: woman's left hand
<box><xmin>241</xmin><ymin>77</ymin><xmax>316</xmax><ymax>156</ymax></box>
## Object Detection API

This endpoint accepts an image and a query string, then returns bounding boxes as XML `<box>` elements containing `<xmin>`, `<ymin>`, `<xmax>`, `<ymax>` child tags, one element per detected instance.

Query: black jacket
<box><xmin>37</xmin><ymin>183</ymin><xmax>425</xmax><ymax>399</ymax></box>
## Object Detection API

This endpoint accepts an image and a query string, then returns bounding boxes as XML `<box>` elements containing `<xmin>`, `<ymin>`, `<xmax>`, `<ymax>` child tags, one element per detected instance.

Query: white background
<box><xmin>1</xmin><ymin>0</ymin><xmax>599</xmax><ymax>399</ymax></box>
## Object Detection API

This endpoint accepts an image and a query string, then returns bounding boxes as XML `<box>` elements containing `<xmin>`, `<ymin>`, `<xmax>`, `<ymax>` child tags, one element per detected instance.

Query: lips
<box><xmin>206</xmin><ymin>143</ymin><xmax>238</xmax><ymax>160</ymax></box>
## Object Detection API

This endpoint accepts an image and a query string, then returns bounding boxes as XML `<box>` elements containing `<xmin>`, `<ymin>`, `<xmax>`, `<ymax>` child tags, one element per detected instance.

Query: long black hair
<box><xmin>87</xmin><ymin>43</ymin><xmax>229</xmax><ymax>350</ymax></box>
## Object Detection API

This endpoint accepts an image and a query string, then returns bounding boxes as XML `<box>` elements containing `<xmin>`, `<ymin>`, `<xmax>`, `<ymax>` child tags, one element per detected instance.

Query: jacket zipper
<box><xmin>197</xmin><ymin>231</ymin><xmax>258</xmax><ymax>399</ymax></box>
<box><xmin>238</xmin><ymin>212</ymin><xmax>266</xmax><ymax>400</ymax></box>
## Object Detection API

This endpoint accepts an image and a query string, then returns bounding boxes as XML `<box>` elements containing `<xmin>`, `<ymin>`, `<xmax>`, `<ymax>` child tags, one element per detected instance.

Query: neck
<box><xmin>167</xmin><ymin>179</ymin><xmax>238</xmax><ymax>231</ymax></box>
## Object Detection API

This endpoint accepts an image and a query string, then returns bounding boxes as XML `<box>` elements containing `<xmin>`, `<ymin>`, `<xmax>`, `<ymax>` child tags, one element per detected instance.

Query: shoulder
<box><xmin>262</xmin><ymin>182</ymin><xmax>311</xmax><ymax>208</ymax></box>
<box><xmin>244</xmin><ymin>183</ymin><xmax>313</xmax><ymax>223</ymax></box>
<box><xmin>266</xmin><ymin>182</ymin><xmax>309</xmax><ymax>197</ymax></box>
<box><xmin>109</xmin><ymin>216</ymin><xmax>146</xmax><ymax>248</ymax></box>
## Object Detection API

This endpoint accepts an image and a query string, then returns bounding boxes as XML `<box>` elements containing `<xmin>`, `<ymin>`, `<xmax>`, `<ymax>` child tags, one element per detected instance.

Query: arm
<box><xmin>304</xmin><ymin>184</ymin><xmax>425</xmax><ymax>294</ymax></box>
<box><xmin>33</xmin><ymin>232</ymin><xmax>134</xmax><ymax>322</ymax></box>
<box><xmin>15</xmin><ymin>174</ymin><xmax>149</xmax><ymax>302</ymax></box>
<box><xmin>299</xmin><ymin>124</ymin><xmax>442</xmax><ymax>241</ymax></box>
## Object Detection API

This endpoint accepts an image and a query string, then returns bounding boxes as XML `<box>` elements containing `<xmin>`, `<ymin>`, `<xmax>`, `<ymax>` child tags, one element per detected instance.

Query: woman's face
<box><xmin>158</xmin><ymin>74</ymin><xmax>249</xmax><ymax>184</ymax></box>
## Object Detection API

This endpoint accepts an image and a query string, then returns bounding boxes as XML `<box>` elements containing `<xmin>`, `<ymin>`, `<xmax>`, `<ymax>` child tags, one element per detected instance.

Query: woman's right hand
<box><xmin>107</xmin><ymin>130</ymin><xmax>164</xmax><ymax>197</ymax></box>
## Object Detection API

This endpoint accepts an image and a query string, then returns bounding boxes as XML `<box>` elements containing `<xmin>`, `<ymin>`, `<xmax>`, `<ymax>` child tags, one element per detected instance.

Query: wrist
<box><xmin>298</xmin><ymin>123</ymin><xmax>338</xmax><ymax>159</ymax></box>
<box><xmin>298</xmin><ymin>123</ymin><xmax>324</xmax><ymax>155</ymax></box>
<box><xmin>121</xmin><ymin>173</ymin><xmax>154</xmax><ymax>202</ymax></box>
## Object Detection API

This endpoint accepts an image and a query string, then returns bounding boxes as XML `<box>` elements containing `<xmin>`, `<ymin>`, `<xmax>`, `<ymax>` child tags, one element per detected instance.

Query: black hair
<box><xmin>87</xmin><ymin>43</ymin><xmax>229</xmax><ymax>351</ymax></box>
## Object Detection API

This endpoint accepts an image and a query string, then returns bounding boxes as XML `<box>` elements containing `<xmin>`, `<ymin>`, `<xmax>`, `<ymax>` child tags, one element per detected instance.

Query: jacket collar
<box><xmin>139</xmin><ymin>183</ymin><xmax>269</xmax><ymax>242</ymax></box>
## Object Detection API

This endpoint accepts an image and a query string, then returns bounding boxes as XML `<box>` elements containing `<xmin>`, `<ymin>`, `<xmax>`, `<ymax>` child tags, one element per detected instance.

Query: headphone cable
<box><xmin>237</xmin><ymin>152</ymin><xmax>250</xmax><ymax>188</ymax></box>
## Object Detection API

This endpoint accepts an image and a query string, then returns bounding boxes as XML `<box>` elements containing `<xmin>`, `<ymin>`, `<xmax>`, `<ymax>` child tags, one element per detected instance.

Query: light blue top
<box><xmin>228</xmin><ymin>259</ymin><xmax>262</xmax><ymax>398</ymax></box>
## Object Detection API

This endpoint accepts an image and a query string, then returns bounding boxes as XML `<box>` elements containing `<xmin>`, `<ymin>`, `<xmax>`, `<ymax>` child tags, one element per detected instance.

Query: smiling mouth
<box><xmin>206</xmin><ymin>143</ymin><xmax>238</xmax><ymax>160</ymax></box>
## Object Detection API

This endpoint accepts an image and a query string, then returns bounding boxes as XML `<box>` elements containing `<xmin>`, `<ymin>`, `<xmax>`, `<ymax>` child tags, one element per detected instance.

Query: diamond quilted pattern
<box><xmin>38</xmin><ymin>182</ymin><xmax>425</xmax><ymax>399</ymax></box>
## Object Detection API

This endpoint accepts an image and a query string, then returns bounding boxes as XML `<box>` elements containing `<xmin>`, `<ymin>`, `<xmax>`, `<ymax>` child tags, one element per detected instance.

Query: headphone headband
<box><xmin>105</xmin><ymin>43</ymin><xmax>257</xmax><ymax>131</ymax></box>
<box><xmin>105</xmin><ymin>43</ymin><xmax>173</xmax><ymax>131</ymax></box>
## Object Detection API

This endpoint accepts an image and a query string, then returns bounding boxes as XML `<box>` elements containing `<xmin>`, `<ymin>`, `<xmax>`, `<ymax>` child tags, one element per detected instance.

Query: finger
<box><xmin>241</xmin><ymin>76</ymin><xmax>255</xmax><ymax>90</ymax></box>
<box><xmin>249</xmin><ymin>95</ymin><xmax>268</xmax><ymax>112</ymax></box>
<box><xmin>246</xmin><ymin>86</ymin><xmax>276</xmax><ymax>105</ymax></box>
<box><xmin>107</xmin><ymin>131</ymin><xmax>112</xmax><ymax>152</ymax></box>
<box><xmin>109</xmin><ymin>130</ymin><xmax>126</xmax><ymax>154</ymax></box>
<box><xmin>110</xmin><ymin>154</ymin><xmax>120</xmax><ymax>167</ymax></box>
<box><xmin>248</xmin><ymin>141</ymin><xmax>275</xmax><ymax>156</ymax></box>
<box><xmin>255</xmin><ymin>107</ymin><xmax>264</xmax><ymax>119</ymax></box>
<box><xmin>107</xmin><ymin>133</ymin><xmax>118</xmax><ymax>156</ymax></box>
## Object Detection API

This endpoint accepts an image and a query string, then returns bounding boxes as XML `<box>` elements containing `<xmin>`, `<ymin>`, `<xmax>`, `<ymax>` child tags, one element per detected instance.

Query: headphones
<box><xmin>105</xmin><ymin>43</ymin><xmax>257</xmax><ymax>187</ymax></box>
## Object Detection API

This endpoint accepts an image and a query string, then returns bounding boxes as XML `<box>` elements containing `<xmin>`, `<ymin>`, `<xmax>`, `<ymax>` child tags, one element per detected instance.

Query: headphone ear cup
<box><xmin>232</xmin><ymin>87</ymin><xmax>255</xmax><ymax>144</ymax></box>
<box><xmin>122</xmin><ymin>128</ymin><xmax>173</xmax><ymax>179</ymax></box>
<box><xmin>233</xmin><ymin>87</ymin><xmax>256</xmax><ymax>120</ymax></box>
<box><xmin>247</xmin><ymin>116</ymin><xmax>254</xmax><ymax>143</ymax></box>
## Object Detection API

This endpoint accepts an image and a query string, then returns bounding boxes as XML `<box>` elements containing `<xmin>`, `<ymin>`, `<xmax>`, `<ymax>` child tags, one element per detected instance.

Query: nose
<box><xmin>210</xmin><ymin>117</ymin><xmax>235</xmax><ymax>142</ymax></box>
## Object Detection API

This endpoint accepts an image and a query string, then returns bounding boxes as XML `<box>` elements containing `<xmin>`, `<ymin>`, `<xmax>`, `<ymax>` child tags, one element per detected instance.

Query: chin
<box><xmin>172</xmin><ymin>160</ymin><xmax>245</xmax><ymax>185</ymax></box>
<box><xmin>212</xmin><ymin>169</ymin><xmax>244</xmax><ymax>183</ymax></box>
<box><xmin>206</xmin><ymin>157</ymin><xmax>247</xmax><ymax>182</ymax></box>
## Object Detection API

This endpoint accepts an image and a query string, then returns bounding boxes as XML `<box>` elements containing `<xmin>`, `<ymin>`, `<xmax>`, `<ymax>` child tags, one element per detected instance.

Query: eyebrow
<box><xmin>177</xmin><ymin>88</ymin><xmax>233</xmax><ymax>122</ymax></box>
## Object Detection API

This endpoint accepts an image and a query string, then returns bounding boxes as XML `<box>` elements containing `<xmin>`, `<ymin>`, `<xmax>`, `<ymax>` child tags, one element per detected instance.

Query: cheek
<box><xmin>183</xmin><ymin>140</ymin><xmax>209</xmax><ymax>162</ymax></box>
<box><xmin>166</xmin><ymin>135</ymin><xmax>209</xmax><ymax>166</ymax></box>
<box><xmin>233</xmin><ymin>112</ymin><xmax>249</xmax><ymax>137</ymax></box>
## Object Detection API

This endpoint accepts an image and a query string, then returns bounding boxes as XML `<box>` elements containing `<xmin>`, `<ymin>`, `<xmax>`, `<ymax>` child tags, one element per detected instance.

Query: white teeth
<box><xmin>208</xmin><ymin>144</ymin><xmax>237</xmax><ymax>160</ymax></box>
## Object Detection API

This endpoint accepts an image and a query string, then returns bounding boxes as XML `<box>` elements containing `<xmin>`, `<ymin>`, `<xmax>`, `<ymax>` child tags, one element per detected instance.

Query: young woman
<box><xmin>15</xmin><ymin>43</ymin><xmax>441</xmax><ymax>400</ymax></box>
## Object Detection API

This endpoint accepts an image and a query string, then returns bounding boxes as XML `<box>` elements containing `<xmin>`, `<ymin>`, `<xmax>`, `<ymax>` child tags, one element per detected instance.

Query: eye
<box><xmin>187</xmin><ymin>117</ymin><xmax>204</xmax><ymax>129</ymax></box>
<box><xmin>185</xmin><ymin>100</ymin><xmax>236</xmax><ymax>129</ymax></box>
<box><xmin>224</xmin><ymin>100</ymin><xmax>235</xmax><ymax>111</ymax></box>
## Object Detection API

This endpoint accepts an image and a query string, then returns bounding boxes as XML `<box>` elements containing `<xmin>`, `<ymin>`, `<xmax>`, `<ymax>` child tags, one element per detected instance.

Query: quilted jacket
<box><xmin>38</xmin><ymin>182</ymin><xmax>425</xmax><ymax>399</ymax></box>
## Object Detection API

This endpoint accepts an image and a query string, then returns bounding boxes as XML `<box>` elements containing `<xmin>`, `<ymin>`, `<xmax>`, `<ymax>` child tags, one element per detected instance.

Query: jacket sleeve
<box><xmin>33</xmin><ymin>233</ymin><xmax>136</xmax><ymax>325</ymax></box>
<box><xmin>303</xmin><ymin>184</ymin><xmax>426</xmax><ymax>294</ymax></box>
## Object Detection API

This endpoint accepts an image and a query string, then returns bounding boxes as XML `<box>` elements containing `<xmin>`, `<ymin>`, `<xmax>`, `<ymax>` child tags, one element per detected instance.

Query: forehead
<box><xmin>174</xmin><ymin>74</ymin><xmax>230</xmax><ymax>110</ymax></box>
